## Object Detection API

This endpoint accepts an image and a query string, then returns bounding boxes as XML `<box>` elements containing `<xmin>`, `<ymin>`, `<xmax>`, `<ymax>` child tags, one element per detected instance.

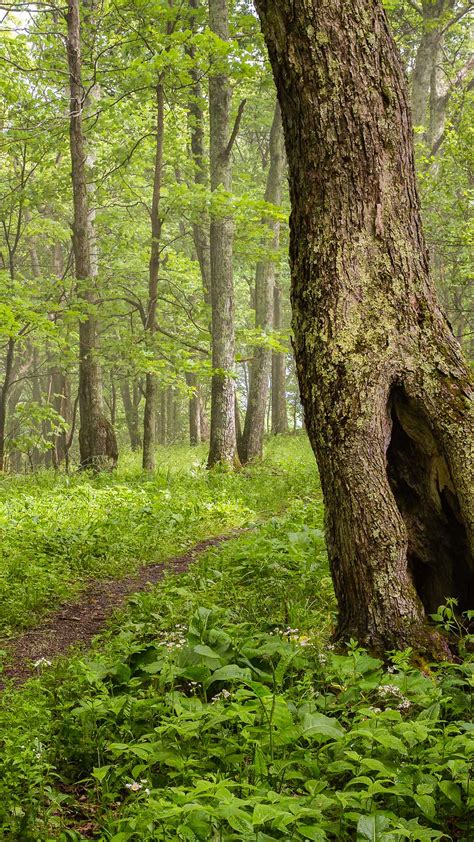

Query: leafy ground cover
<box><xmin>0</xmin><ymin>437</ymin><xmax>315</xmax><ymax>638</ymax></box>
<box><xmin>0</xmin><ymin>438</ymin><xmax>472</xmax><ymax>840</ymax></box>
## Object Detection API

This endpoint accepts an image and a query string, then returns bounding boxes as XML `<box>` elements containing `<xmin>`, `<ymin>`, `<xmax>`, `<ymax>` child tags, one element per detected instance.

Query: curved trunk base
<box><xmin>79</xmin><ymin>414</ymin><xmax>118</xmax><ymax>471</ymax></box>
<box><xmin>328</xmin><ymin>382</ymin><xmax>472</xmax><ymax>660</ymax></box>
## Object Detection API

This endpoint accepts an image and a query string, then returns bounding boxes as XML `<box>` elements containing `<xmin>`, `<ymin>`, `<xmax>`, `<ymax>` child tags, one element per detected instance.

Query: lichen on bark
<box><xmin>255</xmin><ymin>0</ymin><xmax>473</xmax><ymax>657</ymax></box>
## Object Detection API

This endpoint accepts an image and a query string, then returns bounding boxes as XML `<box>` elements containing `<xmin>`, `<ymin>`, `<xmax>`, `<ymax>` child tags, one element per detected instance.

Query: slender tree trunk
<box><xmin>26</xmin><ymin>236</ymin><xmax>46</xmax><ymax>468</ymax></box>
<box><xmin>0</xmin><ymin>338</ymin><xmax>15</xmax><ymax>472</ymax></box>
<box><xmin>188</xmin><ymin>0</ymin><xmax>212</xmax><ymax>303</ymax></box>
<box><xmin>30</xmin><ymin>345</ymin><xmax>44</xmax><ymax>469</ymax></box>
<box><xmin>186</xmin><ymin>371</ymin><xmax>201</xmax><ymax>445</ymax></box>
<box><xmin>255</xmin><ymin>0</ymin><xmax>473</xmax><ymax>656</ymax></box>
<box><xmin>166</xmin><ymin>386</ymin><xmax>175</xmax><ymax>443</ymax></box>
<box><xmin>200</xmin><ymin>396</ymin><xmax>210</xmax><ymax>442</ymax></box>
<box><xmin>157</xmin><ymin>387</ymin><xmax>166</xmax><ymax>445</ymax></box>
<box><xmin>50</xmin><ymin>240</ymin><xmax>68</xmax><ymax>469</ymax></box>
<box><xmin>271</xmin><ymin>283</ymin><xmax>288</xmax><ymax>434</ymax></box>
<box><xmin>110</xmin><ymin>375</ymin><xmax>117</xmax><ymax>427</ymax></box>
<box><xmin>411</xmin><ymin>1</ymin><xmax>455</xmax><ymax>154</ymax></box>
<box><xmin>51</xmin><ymin>370</ymin><xmax>70</xmax><ymax>468</ymax></box>
<box><xmin>234</xmin><ymin>393</ymin><xmax>243</xmax><ymax>456</ymax></box>
<box><xmin>207</xmin><ymin>0</ymin><xmax>238</xmax><ymax>468</ymax></box>
<box><xmin>66</xmin><ymin>0</ymin><xmax>117</xmax><ymax>470</ymax></box>
<box><xmin>241</xmin><ymin>103</ymin><xmax>285</xmax><ymax>463</ymax></box>
<box><xmin>120</xmin><ymin>379</ymin><xmax>142</xmax><ymax>450</ymax></box>
<box><xmin>142</xmin><ymin>82</ymin><xmax>165</xmax><ymax>470</ymax></box>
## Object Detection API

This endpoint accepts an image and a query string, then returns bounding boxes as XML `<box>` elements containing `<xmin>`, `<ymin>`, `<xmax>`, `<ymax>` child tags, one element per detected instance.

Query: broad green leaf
<box><xmin>205</xmin><ymin>664</ymin><xmax>252</xmax><ymax>687</ymax></box>
<box><xmin>357</xmin><ymin>814</ymin><xmax>390</xmax><ymax>841</ymax></box>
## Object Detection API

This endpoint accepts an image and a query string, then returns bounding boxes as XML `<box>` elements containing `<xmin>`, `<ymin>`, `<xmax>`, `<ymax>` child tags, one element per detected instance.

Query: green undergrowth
<box><xmin>0</xmin><ymin>499</ymin><xmax>472</xmax><ymax>841</ymax></box>
<box><xmin>0</xmin><ymin>436</ymin><xmax>315</xmax><ymax>638</ymax></box>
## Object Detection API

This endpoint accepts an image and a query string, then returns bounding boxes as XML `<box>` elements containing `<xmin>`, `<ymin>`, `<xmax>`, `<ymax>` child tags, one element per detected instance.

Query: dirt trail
<box><xmin>0</xmin><ymin>531</ymin><xmax>241</xmax><ymax>690</ymax></box>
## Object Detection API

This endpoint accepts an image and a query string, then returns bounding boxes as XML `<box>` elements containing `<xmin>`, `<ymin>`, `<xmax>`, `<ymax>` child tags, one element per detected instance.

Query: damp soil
<box><xmin>0</xmin><ymin>531</ymin><xmax>241</xmax><ymax>690</ymax></box>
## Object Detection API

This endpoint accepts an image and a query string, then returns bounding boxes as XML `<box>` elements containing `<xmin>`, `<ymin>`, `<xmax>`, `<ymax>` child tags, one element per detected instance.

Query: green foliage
<box><xmin>0</xmin><ymin>436</ymin><xmax>315</xmax><ymax>636</ymax></box>
<box><xmin>10</xmin><ymin>401</ymin><xmax>68</xmax><ymax>460</ymax></box>
<box><xmin>0</xmin><ymin>441</ymin><xmax>472</xmax><ymax>841</ymax></box>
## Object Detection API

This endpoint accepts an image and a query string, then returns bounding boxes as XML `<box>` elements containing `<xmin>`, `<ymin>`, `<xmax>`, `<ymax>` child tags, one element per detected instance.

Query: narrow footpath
<box><xmin>0</xmin><ymin>531</ymin><xmax>242</xmax><ymax>689</ymax></box>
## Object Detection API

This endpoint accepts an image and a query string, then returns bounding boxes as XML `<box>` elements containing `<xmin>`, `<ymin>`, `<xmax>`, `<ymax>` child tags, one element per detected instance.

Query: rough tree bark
<box><xmin>66</xmin><ymin>0</ymin><xmax>117</xmax><ymax>470</ymax></box>
<box><xmin>240</xmin><ymin>102</ymin><xmax>285</xmax><ymax>463</ymax></box>
<box><xmin>207</xmin><ymin>0</ymin><xmax>240</xmax><ymax>468</ymax></box>
<box><xmin>142</xmin><ymin>82</ymin><xmax>165</xmax><ymax>470</ymax></box>
<box><xmin>271</xmin><ymin>283</ymin><xmax>288</xmax><ymax>434</ymax></box>
<box><xmin>255</xmin><ymin>0</ymin><xmax>473</xmax><ymax>656</ymax></box>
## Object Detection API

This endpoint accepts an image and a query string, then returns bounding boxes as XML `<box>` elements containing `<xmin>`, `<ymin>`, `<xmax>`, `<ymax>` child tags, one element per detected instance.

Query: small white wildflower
<box><xmin>125</xmin><ymin>781</ymin><xmax>143</xmax><ymax>792</ymax></box>
<box><xmin>398</xmin><ymin>699</ymin><xmax>412</xmax><ymax>712</ymax></box>
<box><xmin>387</xmin><ymin>666</ymin><xmax>395</xmax><ymax>674</ymax></box>
<box><xmin>33</xmin><ymin>658</ymin><xmax>52</xmax><ymax>668</ymax></box>
<box><xmin>145</xmin><ymin>788</ymin><xmax>150</xmax><ymax>796</ymax></box>
<box><xmin>378</xmin><ymin>684</ymin><xmax>402</xmax><ymax>697</ymax></box>
<box><xmin>370</xmin><ymin>707</ymin><xmax>382</xmax><ymax>714</ymax></box>
<box><xmin>212</xmin><ymin>688</ymin><xmax>232</xmax><ymax>702</ymax></box>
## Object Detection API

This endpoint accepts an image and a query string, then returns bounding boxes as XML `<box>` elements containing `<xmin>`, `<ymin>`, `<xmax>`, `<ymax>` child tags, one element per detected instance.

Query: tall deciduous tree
<box><xmin>271</xmin><ymin>282</ymin><xmax>288</xmax><ymax>435</ymax></box>
<box><xmin>142</xmin><ymin>82</ymin><xmax>165</xmax><ymax>471</ymax></box>
<box><xmin>66</xmin><ymin>0</ymin><xmax>117</xmax><ymax>469</ymax></box>
<box><xmin>255</xmin><ymin>0</ymin><xmax>473</xmax><ymax>655</ymax></box>
<box><xmin>240</xmin><ymin>102</ymin><xmax>285</xmax><ymax>463</ymax></box>
<box><xmin>207</xmin><ymin>0</ymin><xmax>240</xmax><ymax>468</ymax></box>
<box><xmin>409</xmin><ymin>0</ymin><xmax>473</xmax><ymax>155</ymax></box>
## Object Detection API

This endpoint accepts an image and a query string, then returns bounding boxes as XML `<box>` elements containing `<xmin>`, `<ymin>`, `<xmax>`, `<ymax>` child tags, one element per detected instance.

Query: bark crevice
<box><xmin>387</xmin><ymin>386</ymin><xmax>472</xmax><ymax>616</ymax></box>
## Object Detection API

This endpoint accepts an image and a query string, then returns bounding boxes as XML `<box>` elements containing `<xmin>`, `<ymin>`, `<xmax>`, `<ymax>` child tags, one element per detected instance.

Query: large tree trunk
<box><xmin>207</xmin><ymin>0</ymin><xmax>238</xmax><ymax>468</ymax></box>
<box><xmin>142</xmin><ymin>82</ymin><xmax>165</xmax><ymax>470</ymax></box>
<box><xmin>255</xmin><ymin>0</ymin><xmax>473</xmax><ymax>656</ymax></box>
<box><xmin>240</xmin><ymin>103</ymin><xmax>285</xmax><ymax>463</ymax></box>
<box><xmin>271</xmin><ymin>283</ymin><xmax>288</xmax><ymax>434</ymax></box>
<box><xmin>66</xmin><ymin>0</ymin><xmax>117</xmax><ymax>470</ymax></box>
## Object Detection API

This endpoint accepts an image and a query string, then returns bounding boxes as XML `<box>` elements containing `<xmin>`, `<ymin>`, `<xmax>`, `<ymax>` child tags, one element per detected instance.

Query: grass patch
<box><xmin>0</xmin><ymin>436</ymin><xmax>315</xmax><ymax>637</ymax></box>
<box><xmin>0</xmin><ymin>444</ymin><xmax>472</xmax><ymax>840</ymax></box>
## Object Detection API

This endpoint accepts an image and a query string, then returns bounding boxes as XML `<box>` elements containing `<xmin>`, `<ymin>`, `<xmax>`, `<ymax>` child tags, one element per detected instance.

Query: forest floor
<box><xmin>0</xmin><ymin>532</ymin><xmax>242</xmax><ymax>688</ymax></box>
<box><xmin>0</xmin><ymin>438</ymin><xmax>472</xmax><ymax>841</ymax></box>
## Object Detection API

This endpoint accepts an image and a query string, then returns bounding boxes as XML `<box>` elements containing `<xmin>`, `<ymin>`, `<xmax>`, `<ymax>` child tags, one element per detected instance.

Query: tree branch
<box><xmin>224</xmin><ymin>99</ymin><xmax>247</xmax><ymax>159</ymax></box>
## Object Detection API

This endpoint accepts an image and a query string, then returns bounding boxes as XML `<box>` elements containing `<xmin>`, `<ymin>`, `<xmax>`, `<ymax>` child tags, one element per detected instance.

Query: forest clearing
<box><xmin>0</xmin><ymin>0</ymin><xmax>473</xmax><ymax>839</ymax></box>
